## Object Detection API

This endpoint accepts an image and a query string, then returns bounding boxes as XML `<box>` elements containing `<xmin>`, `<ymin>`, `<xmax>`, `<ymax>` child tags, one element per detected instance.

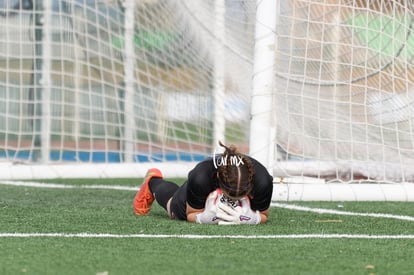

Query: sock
<box><xmin>149</xmin><ymin>178</ymin><xmax>179</xmax><ymax>211</ymax></box>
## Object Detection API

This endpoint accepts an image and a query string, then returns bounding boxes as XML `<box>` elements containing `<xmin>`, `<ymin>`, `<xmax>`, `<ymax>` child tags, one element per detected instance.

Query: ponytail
<box><xmin>216</xmin><ymin>141</ymin><xmax>255</xmax><ymax>198</ymax></box>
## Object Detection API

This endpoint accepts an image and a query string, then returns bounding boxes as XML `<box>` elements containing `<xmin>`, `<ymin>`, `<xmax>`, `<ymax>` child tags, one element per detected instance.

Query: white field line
<box><xmin>1</xmin><ymin>233</ymin><xmax>414</xmax><ymax>239</ymax></box>
<box><xmin>0</xmin><ymin>180</ymin><xmax>137</xmax><ymax>191</ymax></box>
<box><xmin>271</xmin><ymin>202</ymin><xmax>414</xmax><ymax>222</ymax></box>
<box><xmin>1</xmin><ymin>180</ymin><xmax>413</xmax><ymax>222</ymax></box>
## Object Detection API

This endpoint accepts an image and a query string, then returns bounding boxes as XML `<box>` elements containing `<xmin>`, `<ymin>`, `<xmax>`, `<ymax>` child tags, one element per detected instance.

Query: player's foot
<box><xmin>133</xmin><ymin>168</ymin><xmax>163</xmax><ymax>215</ymax></box>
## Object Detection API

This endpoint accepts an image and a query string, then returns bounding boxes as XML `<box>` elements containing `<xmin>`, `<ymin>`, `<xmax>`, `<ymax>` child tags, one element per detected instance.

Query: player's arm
<box><xmin>258</xmin><ymin>208</ymin><xmax>269</xmax><ymax>224</ymax></box>
<box><xmin>248</xmin><ymin>158</ymin><xmax>273</xmax><ymax>224</ymax></box>
<box><xmin>186</xmin><ymin>189</ymin><xmax>220</xmax><ymax>224</ymax></box>
<box><xmin>186</xmin><ymin>203</ymin><xmax>203</xmax><ymax>223</ymax></box>
<box><xmin>185</xmin><ymin>160</ymin><xmax>219</xmax><ymax>224</ymax></box>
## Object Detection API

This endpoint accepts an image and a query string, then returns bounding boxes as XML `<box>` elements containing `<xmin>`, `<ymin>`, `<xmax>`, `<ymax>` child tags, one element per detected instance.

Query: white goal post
<box><xmin>0</xmin><ymin>0</ymin><xmax>253</xmax><ymax>179</ymax></box>
<box><xmin>265</xmin><ymin>0</ymin><xmax>414</xmax><ymax>201</ymax></box>
<box><xmin>1</xmin><ymin>0</ymin><xmax>414</xmax><ymax>201</ymax></box>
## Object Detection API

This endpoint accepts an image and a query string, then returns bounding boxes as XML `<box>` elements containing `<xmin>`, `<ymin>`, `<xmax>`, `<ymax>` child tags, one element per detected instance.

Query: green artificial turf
<box><xmin>0</xmin><ymin>179</ymin><xmax>413</xmax><ymax>275</ymax></box>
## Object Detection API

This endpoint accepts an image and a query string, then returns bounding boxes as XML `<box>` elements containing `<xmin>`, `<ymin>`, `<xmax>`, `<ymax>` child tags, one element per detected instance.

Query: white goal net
<box><xmin>272</xmin><ymin>0</ymin><xmax>414</xmax><ymax>182</ymax></box>
<box><xmin>0</xmin><ymin>0</ymin><xmax>254</xmax><ymax>178</ymax></box>
<box><xmin>1</xmin><ymin>0</ymin><xmax>414</xmax><ymax>201</ymax></box>
<box><xmin>268</xmin><ymin>0</ymin><xmax>414</xmax><ymax>200</ymax></box>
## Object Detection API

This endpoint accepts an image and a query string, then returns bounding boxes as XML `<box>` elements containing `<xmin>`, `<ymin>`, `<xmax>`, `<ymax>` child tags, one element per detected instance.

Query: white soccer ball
<box><xmin>215</xmin><ymin>188</ymin><xmax>241</xmax><ymax>209</ymax></box>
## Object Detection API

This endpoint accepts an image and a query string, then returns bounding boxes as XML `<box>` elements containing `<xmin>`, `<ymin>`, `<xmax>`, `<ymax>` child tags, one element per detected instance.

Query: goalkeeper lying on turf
<box><xmin>133</xmin><ymin>141</ymin><xmax>273</xmax><ymax>224</ymax></box>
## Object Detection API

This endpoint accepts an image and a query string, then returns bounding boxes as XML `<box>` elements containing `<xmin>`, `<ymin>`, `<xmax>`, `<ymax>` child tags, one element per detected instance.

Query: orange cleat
<box><xmin>133</xmin><ymin>168</ymin><xmax>163</xmax><ymax>215</ymax></box>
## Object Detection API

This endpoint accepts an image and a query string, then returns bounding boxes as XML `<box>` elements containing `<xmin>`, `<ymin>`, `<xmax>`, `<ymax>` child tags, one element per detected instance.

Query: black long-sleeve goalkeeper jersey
<box><xmin>186</xmin><ymin>156</ymin><xmax>273</xmax><ymax>211</ymax></box>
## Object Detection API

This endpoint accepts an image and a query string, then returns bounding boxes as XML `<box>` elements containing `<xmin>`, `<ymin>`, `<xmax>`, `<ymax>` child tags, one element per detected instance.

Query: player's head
<box><xmin>216</xmin><ymin>141</ymin><xmax>255</xmax><ymax>199</ymax></box>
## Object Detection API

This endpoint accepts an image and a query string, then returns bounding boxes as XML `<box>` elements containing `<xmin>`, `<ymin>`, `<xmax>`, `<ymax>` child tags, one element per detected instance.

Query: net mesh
<box><xmin>274</xmin><ymin>0</ymin><xmax>414</xmax><ymax>182</ymax></box>
<box><xmin>0</xmin><ymin>0</ymin><xmax>255</xmax><ymax>165</ymax></box>
<box><xmin>1</xmin><ymin>0</ymin><xmax>414</xmax><ymax>183</ymax></box>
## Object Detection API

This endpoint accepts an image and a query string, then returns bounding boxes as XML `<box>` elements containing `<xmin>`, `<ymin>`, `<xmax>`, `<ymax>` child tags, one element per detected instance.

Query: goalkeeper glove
<box><xmin>216</xmin><ymin>197</ymin><xmax>261</xmax><ymax>225</ymax></box>
<box><xmin>195</xmin><ymin>190</ymin><xmax>220</xmax><ymax>224</ymax></box>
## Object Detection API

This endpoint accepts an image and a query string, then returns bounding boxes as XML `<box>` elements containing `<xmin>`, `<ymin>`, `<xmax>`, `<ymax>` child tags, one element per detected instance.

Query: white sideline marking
<box><xmin>1</xmin><ymin>233</ymin><xmax>414</xmax><ymax>239</ymax></box>
<box><xmin>1</xmin><ymin>180</ymin><xmax>413</xmax><ymax>222</ymax></box>
<box><xmin>272</xmin><ymin>203</ymin><xmax>414</xmax><ymax>222</ymax></box>
<box><xmin>0</xmin><ymin>180</ymin><xmax>137</xmax><ymax>191</ymax></box>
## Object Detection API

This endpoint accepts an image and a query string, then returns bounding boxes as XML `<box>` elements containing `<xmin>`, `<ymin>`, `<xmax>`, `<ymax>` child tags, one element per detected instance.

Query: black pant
<box><xmin>169</xmin><ymin>181</ymin><xmax>188</xmax><ymax>220</ymax></box>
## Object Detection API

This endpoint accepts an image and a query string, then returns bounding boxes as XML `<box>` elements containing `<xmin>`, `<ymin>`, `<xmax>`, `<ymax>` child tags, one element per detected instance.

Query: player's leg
<box><xmin>166</xmin><ymin>182</ymin><xmax>188</xmax><ymax>220</ymax></box>
<box><xmin>133</xmin><ymin>168</ymin><xmax>180</xmax><ymax>216</ymax></box>
<box><xmin>133</xmin><ymin>168</ymin><xmax>162</xmax><ymax>215</ymax></box>
<box><xmin>149</xmin><ymin>177</ymin><xmax>180</xmax><ymax>213</ymax></box>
